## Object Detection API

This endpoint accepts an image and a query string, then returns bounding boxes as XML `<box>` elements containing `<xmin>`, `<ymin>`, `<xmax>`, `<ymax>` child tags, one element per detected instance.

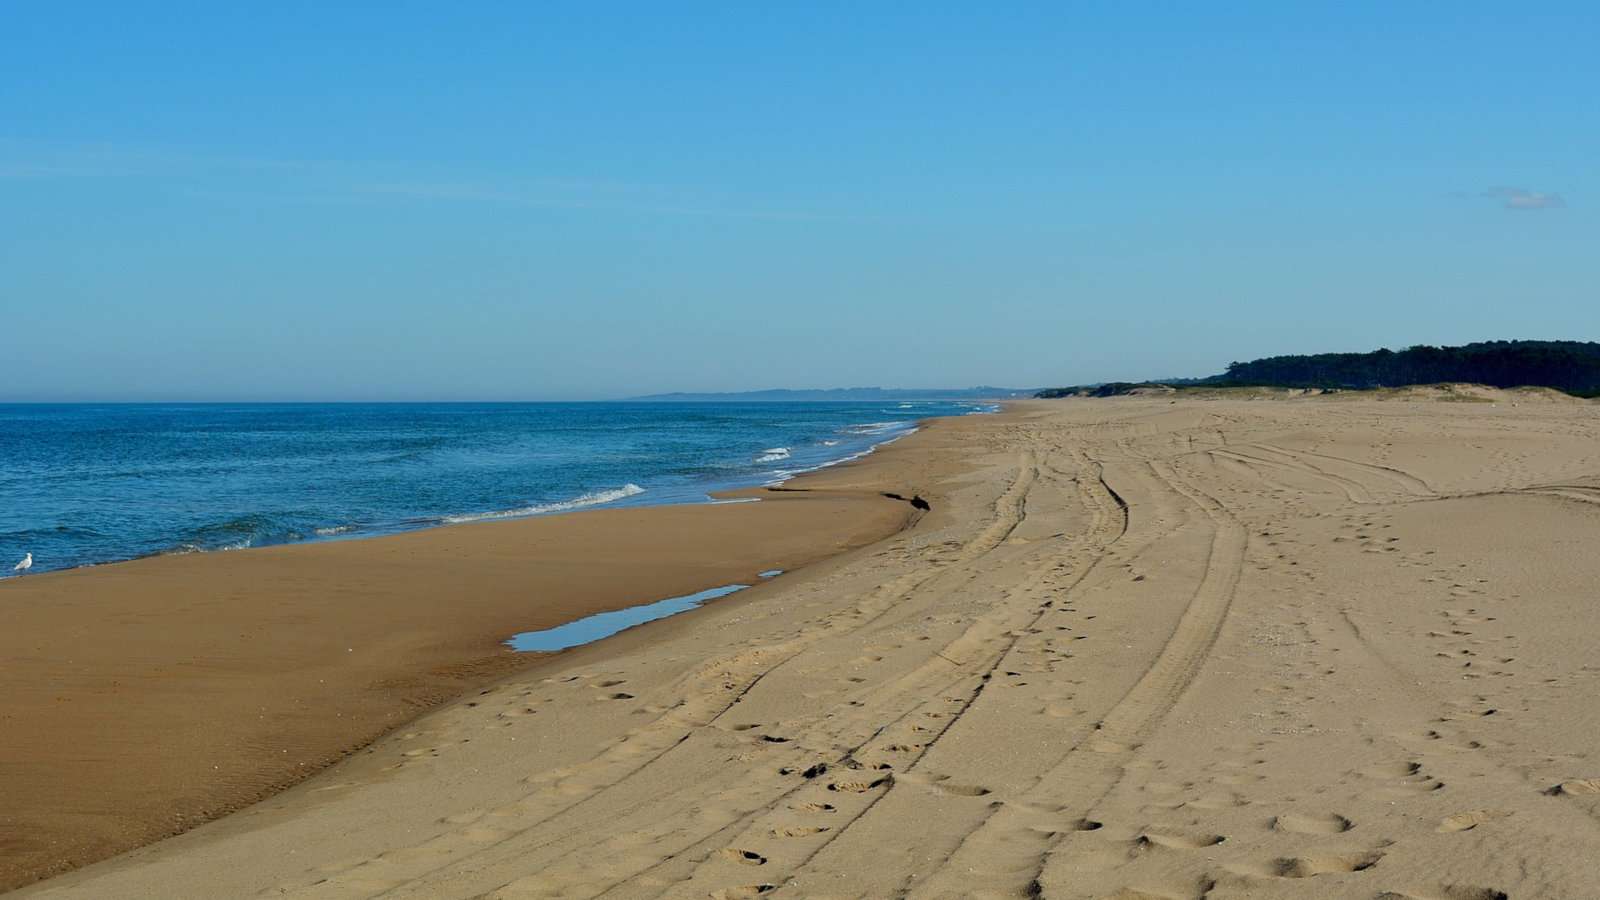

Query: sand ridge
<box><xmin>17</xmin><ymin>395</ymin><xmax>1600</xmax><ymax>898</ymax></box>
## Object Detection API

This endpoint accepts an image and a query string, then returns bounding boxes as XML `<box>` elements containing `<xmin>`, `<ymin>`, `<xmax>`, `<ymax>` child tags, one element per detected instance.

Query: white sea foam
<box><xmin>163</xmin><ymin>538</ymin><xmax>252</xmax><ymax>556</ymax></box>
<box><xmin>756</xmin><ymin>447</ymin><xmax>791</xmax><ymax>463</ymax></box>
<box><xmin>843</xmin><ymin>421</ymin><xmax>904</xmax><ymax>436</ymax></box>
<box><xmin>762</xmin><ymin>427</ymin><xmax>919</xmax><ymax>487</ymax></box>
<box><xmin>442</xmin><ymin>484</ymin><xmax>646</xmax><ymax>524</ymax></box>
<box><xmin>821</xmin><ymin>439</ymin><xmax>840</xmax><ymax>446</ymax></box>
<box><xmin>314</xmin><ymin>524</ymin><xmax>357</xmax><ymax>536</ymax></box>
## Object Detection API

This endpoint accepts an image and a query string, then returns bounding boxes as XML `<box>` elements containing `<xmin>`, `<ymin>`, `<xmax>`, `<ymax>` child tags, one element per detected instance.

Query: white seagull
<box><xmin>13</xmin><ymin>552</ymin><xmax>32</xmax><ymax>574</ymax></box>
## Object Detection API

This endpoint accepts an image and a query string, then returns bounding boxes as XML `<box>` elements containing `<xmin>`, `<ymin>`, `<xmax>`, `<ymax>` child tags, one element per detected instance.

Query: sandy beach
<box><xmin>13</xmin><ymin>394</ymin><xmax>1600</xmax><ymax>898</ymax></box>
<box><xmin>0</xmin><ymin>443</ymin><xmax>938</xmax><ymax>893</ymax></box>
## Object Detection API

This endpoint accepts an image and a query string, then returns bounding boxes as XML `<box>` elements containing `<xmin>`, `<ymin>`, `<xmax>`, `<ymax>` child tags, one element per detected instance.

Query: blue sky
<box><xmin>1</xmin><ymin>2</ymin><xmax>1594</xmax><ymax>400</ymax></box>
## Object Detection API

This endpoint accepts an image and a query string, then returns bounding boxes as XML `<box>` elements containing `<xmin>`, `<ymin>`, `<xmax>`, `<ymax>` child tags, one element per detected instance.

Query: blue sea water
<box><xmin>0</xmin><ymin>401</ymin><xmax>994</xmax><ymax>576</ymax></box>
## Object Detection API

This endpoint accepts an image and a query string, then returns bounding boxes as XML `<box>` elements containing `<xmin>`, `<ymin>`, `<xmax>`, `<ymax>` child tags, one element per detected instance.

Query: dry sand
<box><xmin>14</xmin><ymin>394</ymin><xmax>1600</xmax><ymax>899</ymax></box>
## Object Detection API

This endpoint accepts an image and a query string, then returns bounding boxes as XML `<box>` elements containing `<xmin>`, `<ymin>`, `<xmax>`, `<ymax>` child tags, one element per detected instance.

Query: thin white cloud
<box><xmin>1483</xmin><ymin>186</ymin><xmax>1567</xmax><ymax>210</ymax></box>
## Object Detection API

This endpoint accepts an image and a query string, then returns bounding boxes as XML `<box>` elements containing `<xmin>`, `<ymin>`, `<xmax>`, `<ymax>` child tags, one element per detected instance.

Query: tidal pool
<box><xmin>506</xmin><ymin>583</ymin><xmax>751</xmax><ymax>653</ymax></box>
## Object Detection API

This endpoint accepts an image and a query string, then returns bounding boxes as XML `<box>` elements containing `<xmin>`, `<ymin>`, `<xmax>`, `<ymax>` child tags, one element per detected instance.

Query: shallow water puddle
<box><xmin>506</xmin><ymin>583</ymin><xmax>751</xmax><ymax>652</ymax></box>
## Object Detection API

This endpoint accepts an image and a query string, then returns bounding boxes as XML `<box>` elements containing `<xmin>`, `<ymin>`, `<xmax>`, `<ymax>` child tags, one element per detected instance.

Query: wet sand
<box><xmin>0</xmin><ymin>428</ymin><xmax>950</xmax><ymax>892</ymax></box>
<box><xmin>17</xmin><ymin>393</ymin><xmax>1600</xmax><ymax>899</ymax></box>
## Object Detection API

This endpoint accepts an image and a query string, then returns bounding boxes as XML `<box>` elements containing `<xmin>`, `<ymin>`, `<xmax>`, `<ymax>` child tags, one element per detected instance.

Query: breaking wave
<box><xmin>442</xmin><ymin>484</ymin><xmax>646</xmax><ymax>524</ymax></box>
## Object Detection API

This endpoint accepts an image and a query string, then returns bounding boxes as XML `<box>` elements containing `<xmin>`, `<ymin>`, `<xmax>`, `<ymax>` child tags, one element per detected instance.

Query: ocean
<box><xmin>0</xmin><ymin>401</ymin><xmax>994</xmax><ymax>576</ymax></box>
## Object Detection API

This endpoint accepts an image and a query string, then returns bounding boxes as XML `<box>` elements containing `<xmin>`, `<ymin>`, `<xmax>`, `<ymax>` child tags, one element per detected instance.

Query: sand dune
<box><xmin>18</xmin><ymin>394</ymin><xmax>1600</xmax><ymax>899</ymax></box>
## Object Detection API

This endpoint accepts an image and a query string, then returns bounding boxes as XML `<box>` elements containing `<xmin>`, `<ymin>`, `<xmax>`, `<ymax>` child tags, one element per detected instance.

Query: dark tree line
<box><xmin>1036</xmin><ymin>341</ymin><xmax>1600</xmax><ymax>398</ymax></box>
<box><xmin>1212</xmin><ymin>341</ymin><xmax>1600</xmax><ymax>396</ymax></box>
<box><xmin>1035</xmin><ymin>382</ymin><xmax>1152</xmax><ymax>399</ymax></box>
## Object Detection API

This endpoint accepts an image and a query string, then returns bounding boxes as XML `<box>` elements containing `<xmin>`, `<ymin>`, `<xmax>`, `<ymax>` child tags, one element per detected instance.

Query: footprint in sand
<box><xmin>1363</xmin><ymin>760</ymin><xmax>1424</xmax><ymax>777</ymax></box>
<box><xmin>772</xmin><ymin>825</ymin><xmax>829</xmax><ymax>837</ymax></box>
<box><xmin>1546</xmin><ymin>778</ymin><xmax>1600</xmax><ymax>796</ymax></box>
<box><xmin>1438</xmin><ymin>809</ymin><xmax>1510</xmax><ymax>832</ymax></box>
<box><xmin>1229</xmin><ymin>849</ymin><xmax>1384</xmax><ymax>880</ymax></box>
<box><xmin>710</xmin><ymin>884</ymin><xmax>776</xmax><ymax>899</ymax></box>
<box><xmin>1376</xmin><ymin>888</ymin><xmax>1508</xmax><ymax>900</ymax></box>
<box><xmin>792</xmin><ymin>802</ymin><xmax>835</xmax><ymax>813</ymax></box>
<box><xmin>1360</xmin><ymin>760</ymin><xmax>1444</xmax><ymax>795</ymax></box>
<box><xmin>1272</xmin><ymin>811</ymin><xmax>1354</xmax><ymax>834</ymax></box>
<box><xmin>719</xmin><ymin>848</ymin><xmax>768</xmax><ymax>866</ymax></box>
<box><xmin>1134</xmin><ymin>829</ymin><xmax>1226</xmax><ymax>850</ymax></box>
<box><xmin>897</xmin><ymin>772</ymin><xmax>990</xmax><ymax>797</ymax></box>
<box><xmin>827</xmin><ymin>776</ymin><xmax>891</xmax><ymax>793</ymax></box>
<box><xmin>1272</xmin><ymin>849</ymin><xmax>1384</xmax><ymax>878</ymax></box>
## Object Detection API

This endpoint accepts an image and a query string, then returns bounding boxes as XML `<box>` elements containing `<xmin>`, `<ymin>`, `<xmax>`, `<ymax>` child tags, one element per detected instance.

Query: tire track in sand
<box><xmin>615</xmin><ymin>453</ymin><xmax>1124</xmax><ymax>899</ymax></box>
<box><xmin>341</xmin><ymin>455</ymin><xmax>1046</xmax><ymax>900</ymax></box>
<box><xmin>907</xmin><ymin>443</ymin><xmax>1246</xmax><ymax>899</ymax></box>
<box><xmin>729</xmin><ymin>453</ymin><xmax>1129</xmax><ymax>899</ymax></box>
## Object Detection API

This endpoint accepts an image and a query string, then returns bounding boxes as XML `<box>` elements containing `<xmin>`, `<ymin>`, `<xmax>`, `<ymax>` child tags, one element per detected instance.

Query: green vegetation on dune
<box><xmin>1037</xmin><ymin>341</ymin><xmax>1600</xmax><ymax>399</ymax></box>
<box><xmin>1036</xmin><ymin>382</ymin><xmax>1177</xmax><ymax>399</ymax></box>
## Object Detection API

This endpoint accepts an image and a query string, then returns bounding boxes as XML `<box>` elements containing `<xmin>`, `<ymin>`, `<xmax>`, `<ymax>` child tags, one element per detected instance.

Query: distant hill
<box><xmin>628</xmin><ymin>387</ymin><xmax>1033</xmax><ymax>402</ymax></box>
<box><xmin>1037</xmin><ymin>341</ymin><xmax>1600</xmax><ymax>399</ymax></box>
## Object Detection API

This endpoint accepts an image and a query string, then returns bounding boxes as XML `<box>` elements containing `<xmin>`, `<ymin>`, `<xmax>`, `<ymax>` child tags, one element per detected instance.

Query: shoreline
<box><xmin>4</xmin><ymin>403</ymin><xmax>996</xmax><ymax>580</ymax></box>
<box><xmin>0</xmin><ymin>410</ymin><xmax>984</xmax><ymax>893</ymax></box>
